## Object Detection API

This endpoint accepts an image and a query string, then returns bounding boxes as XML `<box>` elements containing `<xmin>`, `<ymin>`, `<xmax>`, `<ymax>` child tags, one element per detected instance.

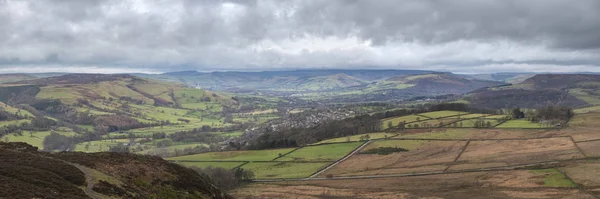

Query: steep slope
<box><xmin>466</xmin><ymin>74</ymin><xmax>599</xmax><ymax>109</ymax></box>
<box><xmin>0</xmin><ymin>142</ymin><xmax>231</xmax><ymax>199</ymax></box>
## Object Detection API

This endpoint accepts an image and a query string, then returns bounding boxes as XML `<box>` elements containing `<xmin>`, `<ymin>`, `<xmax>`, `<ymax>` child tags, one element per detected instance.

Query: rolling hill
<box><xmin>138</xmin><ymin>69</ymin><xmax>435</xmax><ymax>92</ymax></box>
<box><xmin>0</xmin><ymin>74</ymin><xmax>38</xmax><ymax>83</ymax></box>
<box><xmin>306</xmin><ymin>73</ymin><xmax>505</xmax><ymax>103</ymax></box>
<box><xmin>0</xmin><ymin>73</ymin><xmax>271</xmax><ymax>157</ymax></box>
<box><xmin>466</xmin><ymin>74</ymin><xmax>600</xmax><ymax>109</ymax></box>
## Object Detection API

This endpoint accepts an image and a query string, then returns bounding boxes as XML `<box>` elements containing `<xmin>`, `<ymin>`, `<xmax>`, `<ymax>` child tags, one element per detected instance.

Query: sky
<box><xmin>1</xmin><ymin>0</ymin><xmax>600</xmax><ymax>74</ymax></box>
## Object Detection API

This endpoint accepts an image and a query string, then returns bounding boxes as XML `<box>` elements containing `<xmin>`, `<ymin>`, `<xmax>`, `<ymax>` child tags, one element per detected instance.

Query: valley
<box><xmin>1</xmin><ymin>71</ymin><xmax>600</xmax><ymax>198</ymax></box>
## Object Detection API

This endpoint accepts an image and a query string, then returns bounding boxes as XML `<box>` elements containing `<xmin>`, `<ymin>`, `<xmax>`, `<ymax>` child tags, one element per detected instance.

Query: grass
<box><xmin>574</xmin><ymin>105</ymin><xmax>600</xmax><ymax>114</ymax></box>
<box><xmin>410</xmin><ymin>118</ymin><xmax>460</xmax><ymax>128</ymax></box>
<box><xmin>417</xmin><ymin>110</ymin><xmax>468</xmax><ymax>119</ymax></box>
<box><xmin>569</xmin><ymin>88</ymin><xmax>600</xmax><ymax>105</ymax></box>
<box><xmin>447</xmin><ymin>114</ymin><xmax>490</xmax><ymax>119</ymax></box>
<box><xmin>73</xmin><ymin>140</ymin><xmax>127</xmax><ymax>152</ymax></box>
<box><xmin>219</xmin><ymin>131</ymin><xmax>244</xmax><ymax>138</ymax></box>
<box><xmin>495</xmin><ymin>119</ymin><xmax>545</xmax><ymax>128</ymax></box>
<box><xmin>483</xmin><ymin>115</ymin><xmax>511</xmax><ymax>119</ymax></box>
<box><xmin>314</xmin><ymin>133</ymin><xmax>397</xmax><ymax>144</ymax></box>
<box><xmin>175</xmin><ymin>161</ymin><xmax>246</xmax><ymax>169</ymax></box>
<box><xmin>1</xmin><ymin>131</ymin><xmax>77</xmax><ymax>149</ymax></box>
<box><xmin>241</xmin><ymin>162</ymin><xmax>330</xmax><ymax>179</ymax></box>
<box><xmin>456</xmin><ymin>119</ymin><xmax>500</xmax><ymax>128</ymax></box>
<box><xmin>277</xmin><ymin>142</ymin><xmax>364</xmax><ymax>161</ymax></box>
<box><xmin>166</xmin><ymin>148</ymin><xmax>296</xmax><ymax>161</ymax></box>
<box><xmin>530</xmin><ymin>169</ymin><xmax>577</xmax><ymax>187</ymax></box>
<box><xmin>363</xmin><ymin>140</ymin><xmax>425</xmax><ymax>151</ymax></box>
<box><xmin>138</xmin><ymin>142</ymin><xmax>208</xmax><ymax>154</ymax></box>
<box><xmin>0</xmin><ymin>119</ymin><xmax>30</xmax><ymax>127</ymax></box>
<box><xmin>381</xmin><ymin>115</ymin><xmax>427</xmax><ymax>130</ymax></box>
<box><xmin>0</xmin><ymin>102</ymin><xmax>34</xmax><ymax>117</ymax></box>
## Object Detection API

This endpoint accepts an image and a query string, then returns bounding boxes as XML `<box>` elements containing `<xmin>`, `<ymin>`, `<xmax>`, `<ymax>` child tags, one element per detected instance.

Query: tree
<box><xmin>512</xmin><ymin>108</ymin><xmax>525</xmax><ymax>119</ymax></box>
<box><xmin>387</xmin><ymin>121</ymin><xmax>393</xmax><ymax>129</ymax></box>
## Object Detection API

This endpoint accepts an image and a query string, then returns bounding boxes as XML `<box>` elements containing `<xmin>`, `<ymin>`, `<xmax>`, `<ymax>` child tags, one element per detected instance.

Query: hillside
<box><xmin>0</xmin><ymin>73</ymin><xmax>283</xmax><ymax>157</ymax></box>
<box><xmin>139</xmin><ymin>69</ymin><xmax>434</xmax><ymax>92</ymax></box>
<box><xmin>0</xmin><ymin>142</ymin><xmax>230</xmax><ymax>199</ymax></box>
<box><xmin>305</xmin><ymin>73</ymin><xmax>505</xmax><ymax>103</ymax></box>
<box><xmin>466</xmin><ymin>74</ymin><xmax>600</xmax><ymax>108</ymax></box>
<box><xmin>0</xmin><ymin>74</ymin><xmax>37</xmax><ymax>83</ymax></box>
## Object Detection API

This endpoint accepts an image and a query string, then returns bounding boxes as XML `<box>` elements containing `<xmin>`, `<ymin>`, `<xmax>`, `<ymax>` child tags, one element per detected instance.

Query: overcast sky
<box><xmin>1</xmin><ymin>0</ymin><xmax>600</xmax><ymax>74</ymax></box>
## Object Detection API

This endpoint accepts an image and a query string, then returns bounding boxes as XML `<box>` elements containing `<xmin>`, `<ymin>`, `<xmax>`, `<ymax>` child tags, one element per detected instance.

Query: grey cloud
<box><xmin>0</xmin><ymin>0</ymin><xmax>599</xmax><ymax>73</ymax></box>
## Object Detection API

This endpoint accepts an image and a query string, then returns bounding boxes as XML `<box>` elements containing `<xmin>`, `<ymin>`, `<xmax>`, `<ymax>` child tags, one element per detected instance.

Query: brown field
<box><xmin>577</xmin><ymin>140</ymin><xmax>600</xmax><ymax>157</ymax></box>
<box><xmin>553</xmin><ymin>113</ymin><xmax>600</xmax><ymax>142</ymax></box>
<box><xmin>396</xmin><ymin>128</ymin><xmax>556</xmax><ymax>140</ymax></box>
<box><xmin>320</xmin><ymin>140</ymin><xmax>466</xmax><ymax>177</ymax></box>
<box><xmin>561</xmin><ymin>159</ymin><xmax>600</xmax><ymax>196</ymax></box>
<box><xmin>449</xmin><ymin>137</ymin><xmax>584</xmax><ymax>171</ymax></box>
<box><xmin>231</xmin><ymin>170</ymin><xmax>591</xmax><ymax>199</ymax></box>
<box><xmin>231</xmin><ymin>112</ymin><xmax>600</xmax><ymax>198</ymax></box>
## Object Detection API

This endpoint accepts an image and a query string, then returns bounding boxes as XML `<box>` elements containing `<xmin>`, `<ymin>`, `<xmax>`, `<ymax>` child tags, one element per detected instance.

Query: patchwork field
<box><xmin>241</xmin><ymin>162</ymin><xmax>331</xmax><ymax>179</ymax></box>
<box><xmin>167</xmin><ymin>148</ymin><xmax>296</xmax><ymax>162</ymax></box>
<box><xmin>177</xmin><ymin>161</ymin><xmax>246</xmax><ymax>169</ymax></box>
<box><xmin>321</xmin><ymin>140</ymin><xmax>466</xmax><ymax>177</ymax></box>
<box><xmin>576</xmin><ymin>140</ymin><xmax>600</xmax><ymax>157</ymax></box>
<box><xmin>276</xmin><ymin>142</ymin><xmax>364</xmax><ymax>161</ymax></box>
<box><xmin>495</xmin><ymin>119</ymin><xmax>544</xmax><ymax>128</ymax></box>
<box><xmin>381</xmin><ymin>114</ymin><xmax>424</xmax><ymax>129</ymax></box>
<box><xmin>314</xmin><ymin>132</ymin><xmax>397</xmax><ymax>144</ymax></box>
<box><xmin>417</xmin><ymin>110</ymin><xmax>468</xmax><ymax>119</ymax></box>
<box><xmin>447</xmin><ymin>113</ymin><xmax>490</xmax><ymax>119</ymax></box>
<box><xmin>232</xmin><ymin>170</ymin><xmax>587</xmax><ymax>198</ymax></box>
<box><xmin>448</xmin><ymin>137</ymin><xmax>584</xmax><ymax>171</ymax></box>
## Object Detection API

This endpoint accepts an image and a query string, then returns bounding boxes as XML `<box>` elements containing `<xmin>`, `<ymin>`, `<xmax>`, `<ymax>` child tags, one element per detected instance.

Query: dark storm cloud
<box><xmin>0</xmin><ymin>0</ymin><xmax>599</xmax><ymax>73</ymax></box>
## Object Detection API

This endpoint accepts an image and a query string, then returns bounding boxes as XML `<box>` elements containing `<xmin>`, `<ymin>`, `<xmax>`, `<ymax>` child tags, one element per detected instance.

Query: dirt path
<box><xmin>70</xmin><ymin>164</ymin><xmax>104</xmax><ymax>199</ymax></box>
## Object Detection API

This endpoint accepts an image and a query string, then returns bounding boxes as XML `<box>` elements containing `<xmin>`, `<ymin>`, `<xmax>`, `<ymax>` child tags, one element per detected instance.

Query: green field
<box><xmin>219</xmin><ymin>131</ymin><xmax>244</xmax><ymax>138</ymax></box>
<box><xmin>456</xmin><ymin>119</ymin><xmax>500</xmax><ymax>128</ymax></box>
<box><xmin>73</xmin><ymin>140</ymin><xmax>128</xmax><ymax>152</ymax></box>
<box><xmin>495</xmin><ymin>119</ymin><xmax>544</xmax><ymax>128</ymax></box>
<box><xmin>176</xmin><ymin>161</ymin><xmax>246</xmax><ymax>169</ymax></box>
<box><xmin>0</xmin><ymin>119</ymin><xmax>30</xmax><ymax>127</ymax></box>
<box><xmin>417</xmin><ymin>111</ymin><xmax>468</xmax><ymax>119</ymax></box>
<box><xmin>574</xmin><ymin>105</ymin><xmax>600</xmax><ymax>114</ymax></box>
<box><xmin>447</xmin><ymin>113</ymin><xmax>489</xmax><ymax>119</ymax></box>
<box><xmin>277</xmin><ymin>142</ymin><xmax>363</xmax><ymax>161</ymax></box>
<box><xmin>569</xmin><ymin>88</ymin><xmax>600</xmax><ymax>105</ymax></box>
<box><xmin>483</xmin><ymin>115</ymin><xmax>511</xmax><ymax>119</ymax></box>
<box><xmin>137</xmin><ymin>142</ymin><xmax>208</xmax><ymax>154</ymax></box>
<box><xmin>315</xmin><ymin>132</ymin><xmax>397</xmax><ymax>144</ymax></box>
<box><xmin>412</xmin><ymin>118</ymin><xmax>460</xmax><ymax>128</ymax></box>
<box><xmin>2</xmin><ymin>131</ymin><xmax>77</xmax><ymax>149</ymax></box>
<box><xmin>166</xmin><ymin>148</ymin><xmax>297</xmax><ymax>161</ymax></box>
<box><xmin>0</xmin><ymin>103</ymin><xmax>34</xmax><ymax>117</ymax></box>
<box><xmin>381</xmin><ymin>115</ymin><xmax>425</xmax><ymax>130</ymax></box>
<box><xmin>241</xmin><ymin>162</ymin><xmax>330</xmax><ymax>179</ymax></box>
<box><xmin>530</xmin><ymin>169</ymin><xmax>577</xmax><ymax>187</ymax></box>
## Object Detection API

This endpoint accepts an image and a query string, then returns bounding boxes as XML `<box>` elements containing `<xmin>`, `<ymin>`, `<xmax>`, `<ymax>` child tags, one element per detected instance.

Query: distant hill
<box><xmin>0</xmin><ymin>74</ymin><xmax>37</xmax><ymax>84</ymax></box>
<box><xmin>466</xmin><ymin>74</ymin><xmax>600</xmax><ymax>109</ymax></box>
<box><xmin>309</xmin><ymin>73</ymin><xmax>505</xmax><ymax>103</ymax></box>
<box><xmin>0</xmin><ymin>142</ymin><xmax>230</xmax><ymax>199</ymax></box>
<box><xmin>141</xmin><ymin>69</ymin><xmax>435</xmax><ymax>92</ymax></box>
